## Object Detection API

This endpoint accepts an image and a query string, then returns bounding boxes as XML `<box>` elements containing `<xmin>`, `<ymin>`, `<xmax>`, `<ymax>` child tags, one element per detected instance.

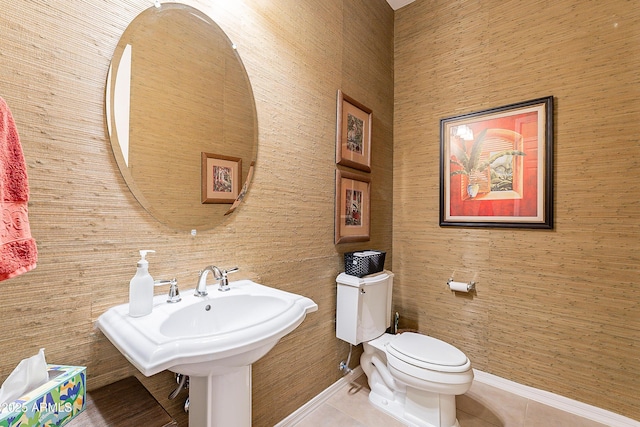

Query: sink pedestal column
<box><xmin>188</xmin><ymin>366</ymin><xmax>251</xmax><ymax>427</ymax></box>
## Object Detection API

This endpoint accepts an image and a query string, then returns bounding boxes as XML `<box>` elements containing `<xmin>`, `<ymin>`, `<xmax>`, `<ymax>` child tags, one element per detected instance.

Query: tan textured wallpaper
<box><xmin>0</xmin><ymin>0</ymin><xmax>393</xmax><ymax>425</ymax></box>
<box><xmin>393</xmin><ymin>0</ymin><xmax>639</xmax><ymax>421</ymax></box>
<box><xmin>3</xmin><ymin>0</ymin><xmax>638</xmax><ymax>424</ymax></box>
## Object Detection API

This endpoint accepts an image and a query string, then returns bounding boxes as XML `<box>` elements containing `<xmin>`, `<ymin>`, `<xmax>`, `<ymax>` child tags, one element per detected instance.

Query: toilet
<box><xmin>336</xmin><ymin>271</ymin><xmax>473</xmax><ymax>427</ymax></box>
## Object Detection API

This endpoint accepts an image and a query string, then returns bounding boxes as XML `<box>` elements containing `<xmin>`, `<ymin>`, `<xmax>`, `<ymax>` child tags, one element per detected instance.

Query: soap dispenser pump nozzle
<box><xmin>137</xmin><ymin>250</ymin><xmax>155</xmax><ymax>266</ymax></box>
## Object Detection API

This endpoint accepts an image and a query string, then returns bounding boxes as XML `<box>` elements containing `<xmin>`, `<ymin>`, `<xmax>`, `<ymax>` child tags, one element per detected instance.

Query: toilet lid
<box><xmin>388</xmin><ymin>332</ymin><xmax>469</xmax><ymax>371</ymax></box>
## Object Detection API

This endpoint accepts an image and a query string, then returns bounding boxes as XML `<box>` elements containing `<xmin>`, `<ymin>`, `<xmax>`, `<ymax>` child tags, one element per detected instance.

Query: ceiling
<box><xmin>386</xmin><ymin>0</ymin><xmax>416</xmax><ymax>10</ymax></box>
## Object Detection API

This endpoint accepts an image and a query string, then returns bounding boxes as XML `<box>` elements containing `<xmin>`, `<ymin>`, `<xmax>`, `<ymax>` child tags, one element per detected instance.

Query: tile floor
<box><xmin>292</xmin><ymin>374</ymin><xmax>610</xmax><ymax>427</ymax></box>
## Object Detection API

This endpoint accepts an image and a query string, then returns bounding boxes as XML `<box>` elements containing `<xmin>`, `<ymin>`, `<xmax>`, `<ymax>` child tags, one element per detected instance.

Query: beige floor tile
<box><xmin>458</xmin><ymin>409</ymin><xmax>504</xmax><ymax>427</ymax></box>
<box><xmin>457</xmin><ymin>380</ymin><xmax>527</xmax><ymax>427</ymax></box>
<box><xmin>293</xmin><ymin>403</ymin><xmax>368</xmax><ymax>427</ymax></box>
<box><xmin>524</xmin><ymin>401</ymin><xmax>609</xmax><ymax>427</ymax></box>
<box><xmin>293</xmin><ymin>373</ymin><xmax>610</xmax><ymax>427</ymax></box>
<box><xmin>326</xmin><ymin>380</ymin><xmax>406</xmax><ymax>427</ymax></box>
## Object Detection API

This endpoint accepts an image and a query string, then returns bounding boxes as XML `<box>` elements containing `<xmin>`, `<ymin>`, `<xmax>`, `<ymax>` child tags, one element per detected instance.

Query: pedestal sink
<box><xmin>96</xmin><ymin>279</ymin><xmax>317</xmax><ymax>426</ymax></box>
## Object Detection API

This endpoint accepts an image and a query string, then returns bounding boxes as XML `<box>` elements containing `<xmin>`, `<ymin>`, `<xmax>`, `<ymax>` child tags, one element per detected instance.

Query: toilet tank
<box><xmin>336</xmin><ymin>270</ymin><xmax>394</xmax><ymax>345</ymax></box>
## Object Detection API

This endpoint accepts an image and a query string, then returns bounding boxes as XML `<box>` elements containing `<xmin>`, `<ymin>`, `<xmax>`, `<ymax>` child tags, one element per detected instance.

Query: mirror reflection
<box><xmin>106</xmin><ymin>3</ymin><xmax>258</xmax><ymax>231</ymax></box>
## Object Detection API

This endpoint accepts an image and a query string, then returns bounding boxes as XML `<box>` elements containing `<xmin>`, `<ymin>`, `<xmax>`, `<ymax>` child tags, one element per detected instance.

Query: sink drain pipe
<box><xmin>169</xmin><ymin>373</ymin><xmax>188</xmax><ymax>400</ymax></box>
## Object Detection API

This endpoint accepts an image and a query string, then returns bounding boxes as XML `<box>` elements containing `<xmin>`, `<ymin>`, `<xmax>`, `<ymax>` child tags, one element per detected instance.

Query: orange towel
<box><xmin>0</xmin><ymin>96</ymin><xmax>37</xmax><ymax>281</ymax></box>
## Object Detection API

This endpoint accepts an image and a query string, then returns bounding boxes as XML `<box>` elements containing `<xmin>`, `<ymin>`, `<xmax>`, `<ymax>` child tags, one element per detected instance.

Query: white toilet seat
<box><xmin>384</xmin><ymin>332</ymin><xmax>473</xmax><ymax>394</ymax></box>
<box><xmin>387</xmin><ymin>332</ymin><xmax>471</xmax><ymax>373</ymax></box>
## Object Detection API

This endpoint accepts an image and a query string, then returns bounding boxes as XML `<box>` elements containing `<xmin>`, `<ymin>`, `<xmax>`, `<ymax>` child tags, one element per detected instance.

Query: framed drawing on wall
<box><xmin>336</xmin><ymin>90</ymin><xmax>372</xmax><ymax>172</ymax></box>
<box><xmin>335</xmin><ymin>169</ymin><xmax>371</xmax><ymax>244</ymax></box>
<box><xmin>440</xmin><ymin>96</ymin><xmax>554</xmax><ymax>228</ymax></box>
<box><xmin>201</xmin><ymin>152</ymin><xmax>242</xmax><ymax>204</ymax></box>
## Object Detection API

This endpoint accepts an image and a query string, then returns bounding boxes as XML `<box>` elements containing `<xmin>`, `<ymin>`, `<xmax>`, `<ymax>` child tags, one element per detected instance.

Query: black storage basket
<box><xmin>344</xmin><ymin>250</ymin><xmax>386</xmax><ymax>278</ymax></box>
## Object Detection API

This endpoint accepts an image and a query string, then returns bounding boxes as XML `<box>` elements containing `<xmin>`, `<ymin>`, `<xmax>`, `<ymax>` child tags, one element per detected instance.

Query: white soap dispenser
<box><xmin>128</xmin><ymin>250</ymin><xmax>155</xmax><ymax>317</ymax></box>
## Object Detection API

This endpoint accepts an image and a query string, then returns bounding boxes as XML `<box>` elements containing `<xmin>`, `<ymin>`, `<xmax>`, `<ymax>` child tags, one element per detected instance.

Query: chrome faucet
<box><xmin>195</xmin><ymin>266</ymin><xmax>239</xmax><ymax>296</ymax></box>
<box><xmin>195</xmin><ymin>266</ymin><xmax>222</xmax><ymax>297</ymax></box>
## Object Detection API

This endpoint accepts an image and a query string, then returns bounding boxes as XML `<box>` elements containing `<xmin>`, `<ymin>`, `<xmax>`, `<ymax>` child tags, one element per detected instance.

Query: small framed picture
<box><xmin>336</xmin><ymin>90</ymin><xmax>372</xmax><ymax>172</ymax></box>
<box><xmin>201</xmin><ymin>152</ymin><xmax>242</xmax><ymax>204</ymax></box>
<box><xmin>335</xmin><ymin>169</ymin><xmax>371</xmax><ymax>244</ymax></box>
<box><xmin>440</xmin><ymin>96</ymin><xmax>554</xmax><ymax>228</ymax></box>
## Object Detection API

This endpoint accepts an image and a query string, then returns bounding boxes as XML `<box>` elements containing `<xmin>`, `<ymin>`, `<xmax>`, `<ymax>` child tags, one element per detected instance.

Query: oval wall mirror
<box><xmin>106</xmin><ymin>2</ymin><xmax>258</xmax><ymax>231</ymax></box>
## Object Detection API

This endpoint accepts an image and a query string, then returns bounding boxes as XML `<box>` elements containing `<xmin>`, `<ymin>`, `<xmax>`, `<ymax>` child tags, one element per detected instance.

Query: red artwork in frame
<box><xmin>335</xmin><ymin>169</ymin><xmax>371</xmax><ymax>244</ymax></box>
<box><xmin>336</xmin><ymin>90</ymin><xmax>372</xmax><ymax>173</ymax></box>
<box><xmin>201</xmin><ymin>152</ymin><xmax>242</xmax><ymax>204</ymax></box>
<box><xmin>440</xmin><ymin>96</ymin><xmax>554</xmax><ymax>228</ymax></box>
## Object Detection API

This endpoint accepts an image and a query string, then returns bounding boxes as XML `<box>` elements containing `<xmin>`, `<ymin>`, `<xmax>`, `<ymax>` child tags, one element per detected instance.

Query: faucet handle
<box><xmin>154</xmin><ymin>279</ymin><xmax>174</xmax><ymax>286</ymax></box>
<box><xmin>155</xmin><ymin>278</ymin><xmax>181</xmax><ymax>303</ymax></box>
<box><xmin>217</xmin><ymin>267</ymin><xmax>239</xmax><ymax>292</ymax></box>
<box><xmin>167</xmin><ymin>278</ymin><xmax>181</xmax><ymax>303</ymax></box>
<box><xmin>223</xmin><ymin>267</ymin><xmax>239</xmax><ymax>277</ymax></box>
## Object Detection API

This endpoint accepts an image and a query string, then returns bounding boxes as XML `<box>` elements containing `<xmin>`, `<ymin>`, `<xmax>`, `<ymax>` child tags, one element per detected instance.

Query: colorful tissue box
<box><xmin>0</xmin><ymin>364</ymin><xmax>86</xmax><ymax>427</ymax></box>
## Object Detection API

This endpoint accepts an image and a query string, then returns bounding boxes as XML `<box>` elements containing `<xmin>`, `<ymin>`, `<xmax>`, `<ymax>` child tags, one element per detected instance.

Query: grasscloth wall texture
<box><xmin>393</xmin><ymin>0</ymin><xmax>639</xmax><ymax>421</ymax></box>
<box><xmin>0</xmin><ymin>0</ymin><xmax>393</xmax><ymax>426</ymax></box>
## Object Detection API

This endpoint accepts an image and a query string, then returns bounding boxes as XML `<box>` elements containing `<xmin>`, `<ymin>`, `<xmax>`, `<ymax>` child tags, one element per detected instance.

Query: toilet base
<box><xmin>368</xmin><ymin>387</ymin><xmax>460</xmax><ymax>427</ymax></box>
<box><xmin>361</xmin><ymin>334</ymin><xmax>468</xmax><ymax>427</ymax></box>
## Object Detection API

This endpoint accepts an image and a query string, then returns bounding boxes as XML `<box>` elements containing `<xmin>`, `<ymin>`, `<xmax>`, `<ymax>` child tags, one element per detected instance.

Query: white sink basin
<box><xmin>98</xmin><ymin>279</ymin><xmax>317</xmax><ymax>426</ymax></box>
<box><xmin>159</xmin><ymin>294</ymin><xmax>290</xmax><ymax>338</ymax></box>
<box><xmin>96</xmin><ymin>279</ymin><xmax>318</xmax><ymax>377</ymax></box>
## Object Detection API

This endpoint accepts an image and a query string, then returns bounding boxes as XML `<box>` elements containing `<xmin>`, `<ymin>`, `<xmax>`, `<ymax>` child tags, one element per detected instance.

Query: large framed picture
<box><xmin>335</xmin><ymin>169</ymin><xmax>371</xmax><ymax>244</ymax></box>
<box><xmin>440</xmin><ymin>96</ymin><xmax>554</xmax><ymax>228</ymax></box>
<box><xmin>201</xmin><ymin>152</ymin><xmax>242</xmax><ymax>204</ymax></box>
<box><xmin>336</xmin><ymin>90</ymin><xmax>372</xmax><ymax>172</ymax></box>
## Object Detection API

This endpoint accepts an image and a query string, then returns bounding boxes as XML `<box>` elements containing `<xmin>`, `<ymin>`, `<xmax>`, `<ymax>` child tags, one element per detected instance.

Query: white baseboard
<box><xmin>274</xmin><ymin>366</ymin><xmax>364</xmax><ymax>427</ymax></box>
<box><xmin>472</xmin><ymin>369</ymin><xmax>640</xmax><ymax>427</ymax></box>
<box><xmin>275</xmin><ymin>366</ymin><xmax>639</xmax><ymax>427</ymax></box>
